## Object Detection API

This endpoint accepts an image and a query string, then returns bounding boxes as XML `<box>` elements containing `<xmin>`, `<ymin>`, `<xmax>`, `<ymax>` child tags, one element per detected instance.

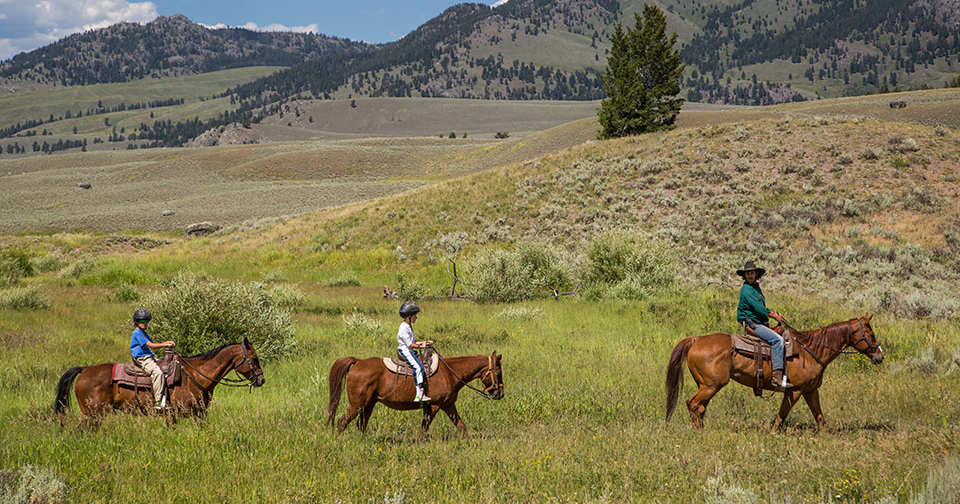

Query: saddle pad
<box><xmin>112</xmin><ymin>361</ymin><xmax>179</xmax><ymax>388</ymax></box>
<box><xmin>383</xmin><ymin>353</ymin><xmax>440</xmax><ymax>377</ymax></box>
<box><xmin>732</xmin><ymin>331</ymin><xmax>797</xmax><ymax>359</ymax></box>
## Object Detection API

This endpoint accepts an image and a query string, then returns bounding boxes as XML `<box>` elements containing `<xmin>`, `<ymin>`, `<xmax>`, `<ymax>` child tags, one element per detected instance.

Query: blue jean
<box><xmin>397</xmin><ymin>347</ymin><xmax>426</xmax><ymax>389</ymax></box>
<box><xmin>747</xmin><ymin>321</ymin><xmax>785</xmax><ymax>370</ymax></box>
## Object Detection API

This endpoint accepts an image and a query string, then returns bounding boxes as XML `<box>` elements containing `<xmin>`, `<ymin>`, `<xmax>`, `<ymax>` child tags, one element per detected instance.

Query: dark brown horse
<box><xmin>327</xmin><ymin>351</ymin><xmax>504</xmax><ymax>441</ymax></box>
<box><xmin>666</xmin><ymin>315</ymin><xmax>883</xmax><ymax>430</ymax></box>
<box><xmin>54</xmin><ymin>337</ymin><xmax>265</xmax><ymax>418</ymax></box>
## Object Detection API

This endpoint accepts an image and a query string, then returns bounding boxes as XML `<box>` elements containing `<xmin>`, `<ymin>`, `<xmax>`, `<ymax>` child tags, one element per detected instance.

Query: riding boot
<box><xmin>770</xmin><ymin>369</ymin><xmax>793</xmax><ymax>390</ymax></box>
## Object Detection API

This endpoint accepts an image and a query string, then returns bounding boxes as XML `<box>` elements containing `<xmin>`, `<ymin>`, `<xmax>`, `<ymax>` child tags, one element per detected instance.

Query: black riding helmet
<box><xmin>133</xmin><ymin>308</ymin><xmax>152</xmax><ymax>322</ymax></box>
<box><xmin>399</xmin><ymin>301</ymin><xmax>420</xmax><ymax>318</ymax></box>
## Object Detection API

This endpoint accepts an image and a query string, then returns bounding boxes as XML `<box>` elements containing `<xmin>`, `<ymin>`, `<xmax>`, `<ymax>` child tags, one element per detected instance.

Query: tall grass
<box><xmin>4</xmin><ymin>274</ymin><xmax>960</xmax><ymax>503</ymax></box>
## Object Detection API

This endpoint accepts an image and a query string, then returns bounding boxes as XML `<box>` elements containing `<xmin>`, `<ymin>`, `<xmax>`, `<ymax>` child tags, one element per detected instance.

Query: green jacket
<box><xmin>737</xmin><ymin>281</ymin><xmax>770</xmax><ymax>325</ymax></box>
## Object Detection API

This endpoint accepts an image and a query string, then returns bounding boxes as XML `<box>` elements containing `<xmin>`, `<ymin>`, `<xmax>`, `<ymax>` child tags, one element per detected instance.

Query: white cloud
<box><xmin>0</xmin><ymin>0</ymin><xmax>158</xmax><ymax>61</ymax></box>
<box><xmin>237</xmin><ymin>22</ymin><xmax>319</xmax><ymax>34</ymax></box>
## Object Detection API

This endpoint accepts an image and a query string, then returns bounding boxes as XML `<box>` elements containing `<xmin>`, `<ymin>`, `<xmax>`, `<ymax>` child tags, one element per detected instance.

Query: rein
<box><xmin>173</xmin><ymin>343</ymin><xmax>262</xmax><ymax>394</ymax></box>
<box><xmin>432</xmin><ymin>348</ymin><xmax>500</xmax><ymax>400</ymax></box>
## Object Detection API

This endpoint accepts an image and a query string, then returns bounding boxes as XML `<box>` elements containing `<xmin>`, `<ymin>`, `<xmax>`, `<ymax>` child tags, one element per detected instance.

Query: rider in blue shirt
<box><xmin>129</xmin><ymin>308</ymin><xmax>176</xmax><ymax>409</ymax></box>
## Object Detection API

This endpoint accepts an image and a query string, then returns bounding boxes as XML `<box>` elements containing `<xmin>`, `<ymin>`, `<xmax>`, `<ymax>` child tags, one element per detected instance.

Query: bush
<box><xmin>339</xmin><ymin>311</ymin><xmax>386</xmax><ymax>344</ymax></box>
<box><xmin>0</xmin><ymin>465</ymin><xmax>67</xmax><ymax>504</ymax></box>
<box><xmin>141</xmin><ymin>271</ymin><xmax>297</xmax><ymax>360</ymax></box>
<box><xmin>33</xmin><ymin>254</ymin><xmax>67</xmax><ymax>273</ymax></box>
<box><xmin>0</xmin><ymin>258</ymin><xmax>24</xmax><ymax>289</ymax></box>
<box><xmin>0</xmin><ymin>249</ymin><xmax>33</xmax><ymax>278</ymax></box>
<box><xmin>0</xmin><ymin>285</ymin><xmax>52</xmax><ymax>310</ymax></box>
<box><xmin>583</xmin><ymin>231</ymin><xmax>676</xmax><ymax>300</ymax></box>
<box><xmin>463</xmin><ymin>248</ymin><xmax>532</xmax><ymax>303</ymax></box>
<box><xmin>321</xmin><ymin>271</ymin><xmax>361</xmax><ymax>287</ymax></box>
<box><xmin>394</xmin><ymin>272</ymin><xmax>424</xmax><ymax>301</ymax></box>
<box><xmin>110</xmin><ymin>282</ymin><xmax>141</xmax><ymax>302</ymax></box>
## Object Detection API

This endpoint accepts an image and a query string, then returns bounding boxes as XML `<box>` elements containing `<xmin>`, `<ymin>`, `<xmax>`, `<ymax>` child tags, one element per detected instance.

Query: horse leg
<box><xmin>337</xmin><ymin>402</ymin><xmax>363</xmax><ymax>432</ymax></box>
<box><xmin>686</xmin><ymin>383</ymin><xmax>721</xmax><ymax>430</ymax></box>
<box><xmin>772</xmin><ymin>390</ymin><xmax>803</xmax><ymax>431</ymax></box>
<box><xmin>357</xmin><ymin>400</ymin><xmax>378</xmax><ymax>432</ymax></box>
<box><xmin>441</xmin><ymin>403</ymin><xmax>468</xmax><ymax>439</ymax></box>
<box><xmin>802</xmin><ymin>389</ymin><xmax>826</xmax><ymax>429</ymax></box>
<box><xmin>415</xmin><ymin>404</ymin><xmax>438</xmax><ymax>444</ymax></box>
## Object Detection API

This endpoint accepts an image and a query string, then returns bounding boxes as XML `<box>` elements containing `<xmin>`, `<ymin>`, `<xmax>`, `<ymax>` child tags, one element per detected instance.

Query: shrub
<box><xmin>583</xmin><ymin>231</ymin><xmax>676</xmax><ymax>300</ymax></box>
<box><xmin>639</xmin><ymin>158</ymin><xmax>673</xmax><ymax>176</ymax></box>
<box><xmin>268</xmin><ymin>283</ymin><xmax>306</xmax><ymax>309</ymax></box>
<box><xmin>142</xmin><ymin>271</ymin><xmax>297</xmax><ymax>360</ymax></box>
<box><xmin>394</xmin><ymin>272</ymin><xmax>424</xmax><ymax>301</ymax></box>
<box><xmin>494</xmin><ymin>305</ymin><xmax>545</xmax><ymax>321</ymax></box>
<box><xmin>110</xmin><ymin>282</ymin><xmax>141</xmax><ymax>302</ymax></box>
<box><xmin>0</xmin><ymin>465</ymin><xmax>67</xmax><ymax>504</ymax></box>
<box><xmin>910</xmin><ymin>454</ymin><xmax>960</xmax><ymax>504</ymax></box>
<box><xmin>859</xmin><ymin>147</ymin><xmax>882</xmax><ymax>160</ymax></box>
<box><xmin>0</xmin><ymin>285</ymin><xmax>52</xmax><ymax>310</ymax></box>
<box><xmin>463</xmin><ymin>248</ymin><xmax>533</xmax><ymax>303</ymax></box>
<box><xmin>339</xmin><ymin>311</ymin><xmax>386</xmax><ymax>344</ymax></box>
<box><xmin>0</xmin><ymin>249</ymin><xmax>33</xmax><ymax>277</ymax></box>
<box><xmin>0</xmin><ymin>257</ymin><xmax>24</xmax><ymax>289</ymax></box>
<box><xmin>321</xmin><ymin>271</ymin><xmax>361</xmax><ymax>287</ymax></box>
<box><xmin>33</xmin><ymin>254</ymin><xmax>67</xmax><ymax>273</ymax></box>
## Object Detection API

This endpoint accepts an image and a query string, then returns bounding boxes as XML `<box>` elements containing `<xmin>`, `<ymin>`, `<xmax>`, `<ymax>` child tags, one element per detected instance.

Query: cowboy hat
<box><xmin>736</xmin><ymin>261</ymin><xmax>766</xmax><ymax>279</ymax></box>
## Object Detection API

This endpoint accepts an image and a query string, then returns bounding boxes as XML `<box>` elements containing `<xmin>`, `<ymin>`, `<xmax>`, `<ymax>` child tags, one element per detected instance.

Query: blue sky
<box><xmin>0</xmin><ymin>0</ymin><xmax>507</xmax><ymax>62</ymax></box>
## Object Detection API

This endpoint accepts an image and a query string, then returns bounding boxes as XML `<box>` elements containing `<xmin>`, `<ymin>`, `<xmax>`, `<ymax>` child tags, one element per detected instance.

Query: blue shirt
<box><xmin>130</xmin><ymin>327</ymin><xmax>154</xmax><ymax>358</ymax></box>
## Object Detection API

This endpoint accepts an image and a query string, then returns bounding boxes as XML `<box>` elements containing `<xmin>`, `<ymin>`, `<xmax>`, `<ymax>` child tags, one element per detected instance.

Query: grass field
<box><xmin>3</xmin><ymin>89</ymin><xmax>960</xmax><ymax>503</ymax></box>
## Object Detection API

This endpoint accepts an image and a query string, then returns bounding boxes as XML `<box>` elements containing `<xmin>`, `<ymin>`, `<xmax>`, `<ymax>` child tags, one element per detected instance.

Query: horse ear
<box><xmin>243</xmin><ymin>336</ymin><xmax>251</xmax><ymax>346</ymax></box>
<box><xmin>863</xmin><ymin>313</ymin><xmax>872</xmax><ymax>323</ymax></box>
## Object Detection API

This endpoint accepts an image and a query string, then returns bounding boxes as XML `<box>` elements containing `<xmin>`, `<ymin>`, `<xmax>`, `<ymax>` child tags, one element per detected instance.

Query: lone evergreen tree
<box><xmin>597</xmin><ymin>3</ymin><xmax>685</xmax><ymax>139</ymax></box>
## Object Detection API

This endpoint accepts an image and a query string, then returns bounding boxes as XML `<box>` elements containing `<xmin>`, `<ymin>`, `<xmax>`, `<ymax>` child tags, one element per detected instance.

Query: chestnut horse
<box><xmin>327</xmin><ymin>351</ymin><xmax>504</xmax><ymax>441</ymax></box>
<box><xmin>54</xmin><ymin>337</ymin><xmax>265</xmax><ymax>418</ymax></box>
<box><xmin>666</xmin><ymin>315</ymin><xmax>883</xmax><ymax>430</ymax></box>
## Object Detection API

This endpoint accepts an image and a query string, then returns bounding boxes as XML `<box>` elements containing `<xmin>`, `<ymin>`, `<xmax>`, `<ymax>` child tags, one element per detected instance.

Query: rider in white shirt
<box><xmin>396</xmin><ymin>301</ymin><xmax>433</xmax><ymax>402</ymax></box>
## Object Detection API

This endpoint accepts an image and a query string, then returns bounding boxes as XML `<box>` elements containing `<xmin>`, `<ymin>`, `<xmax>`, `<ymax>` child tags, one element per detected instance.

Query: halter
<box><xmin>435</xmin><ymin>350</ymin><xmax>502</xmax><ymax>400</ymax></box>
<box><xmin>174</xmin><ymin>342</ymin><xmax>263</xmax><ymax>394</ymax></box>
<box><xmin>849</xmin><ymin>318</ymin><xmax>882</xmax><ymax>355</ymax></box>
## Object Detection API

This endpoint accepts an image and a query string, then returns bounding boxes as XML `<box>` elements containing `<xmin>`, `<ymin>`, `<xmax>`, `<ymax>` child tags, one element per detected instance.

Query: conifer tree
<box><xmin>597</xmin><ymin>3</ymin><xmax>685</xmax><ymax>139</ymax></box>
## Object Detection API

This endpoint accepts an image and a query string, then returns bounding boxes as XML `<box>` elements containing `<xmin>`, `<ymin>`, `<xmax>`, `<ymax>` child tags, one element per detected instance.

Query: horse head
<box><xmin>480</xmin><ymin>352</ymin><xmax>505</xmax><ymax>400</ymax></box>
<box><xmin>237</xmin><ymin>337</ymin><xmax>266</xmax><ymax>387</ymax></box>
<box><xmin>849</xmin><ymin>314</ymin><xmax>883</xmax><ymax>365</ymax></box>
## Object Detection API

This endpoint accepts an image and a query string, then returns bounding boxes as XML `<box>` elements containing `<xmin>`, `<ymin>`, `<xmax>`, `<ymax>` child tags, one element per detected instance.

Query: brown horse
<box><xmin>666</xmin><ymin>315</ymin><xmax>883</xmax><ymax>430</ymax></box>
<box><xmin>327</xmin><ymin>351</ymin><xmax>504</xmax><ymax>441</ymax></box>
<box><xmin>54</xmin><ymin>337</ymin><xmax>265</xmax><ymax>418</ymax></box>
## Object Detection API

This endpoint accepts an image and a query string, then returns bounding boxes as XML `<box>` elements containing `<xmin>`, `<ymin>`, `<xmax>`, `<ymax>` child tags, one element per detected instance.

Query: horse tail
<box><xmin>54</xmin><ymin>367</ymin><xmax>83</xmax><ymax>414</ymax></box>
<box><xmin>665</xmin><ymin>337</ymin><xmax>694</xmax><ymax>423</ymax></box>
<box><xmin>326</xmin><ymin>357</ymin><xmax>358</xmax><ymax>428</ymax></box>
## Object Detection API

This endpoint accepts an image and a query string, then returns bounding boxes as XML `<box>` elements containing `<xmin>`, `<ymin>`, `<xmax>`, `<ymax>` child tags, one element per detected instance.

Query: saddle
<box><xmin>111</xmin><ymin>352</ymin><xmax>181</xmax><ymax>389</ymax></box>
<box><xmin>383</xmin><ymin>348</ymin><xmax>440</xmax><ymax>377</ymax></box>
<box><xmin>732</xmin><ymin>325</ymin><xmax>797</xmax><ymax>396</ymax></box>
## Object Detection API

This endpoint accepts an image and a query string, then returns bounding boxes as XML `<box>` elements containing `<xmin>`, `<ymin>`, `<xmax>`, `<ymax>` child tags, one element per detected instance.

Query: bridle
<box><xmin>435</xmin><ymin>349</ymin><xmax>502</xmax><ymax>400</ymax></box>
<box><xmin>174</xmin><ymin>342</ymin><xmax>263</xmax><ymax>393</ymax></box>
<box><xmin>849</xmin><ymin>318</ymin><xmax>882</xmax><ymax>355</ymax></box>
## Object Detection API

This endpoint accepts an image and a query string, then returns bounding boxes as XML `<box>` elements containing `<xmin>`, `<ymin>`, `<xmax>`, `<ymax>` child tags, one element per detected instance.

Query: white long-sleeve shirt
<box><xmin>397</xmin><ymin>321</ymin><xmax>415</xmax><ymax>350</ymax></box>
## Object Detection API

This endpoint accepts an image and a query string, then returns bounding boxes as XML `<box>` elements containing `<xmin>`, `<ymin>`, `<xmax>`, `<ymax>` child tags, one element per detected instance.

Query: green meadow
<box><xmin>3</xmin><ymin>88</ymin><xmax>960</xmax><ymax>502</ymax></box>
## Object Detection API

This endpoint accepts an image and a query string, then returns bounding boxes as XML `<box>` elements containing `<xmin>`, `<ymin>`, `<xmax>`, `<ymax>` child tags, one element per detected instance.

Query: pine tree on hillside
<box><xmin>597</xmin><ymin>3</ymin><xmax>685</xmax><ymax>139</ymax></box>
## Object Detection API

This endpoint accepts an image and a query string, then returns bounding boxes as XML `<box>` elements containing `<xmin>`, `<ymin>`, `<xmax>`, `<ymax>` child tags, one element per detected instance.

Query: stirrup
<box><xmin>772</xmin><ymin>376</ymin><xmax>793</xmax><ymax>390</ymax></box>
<box><xmin>414</xmin><ymin>393</ymin><xmax>431</xmax><ymax>403</ymax></box>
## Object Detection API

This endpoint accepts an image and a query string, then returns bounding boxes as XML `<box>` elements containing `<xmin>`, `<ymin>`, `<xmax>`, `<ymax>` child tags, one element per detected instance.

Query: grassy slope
<box><xmin>2</xmin><ymin>90</ymin><xmax>960</xmax><ymax>503</ymax></box>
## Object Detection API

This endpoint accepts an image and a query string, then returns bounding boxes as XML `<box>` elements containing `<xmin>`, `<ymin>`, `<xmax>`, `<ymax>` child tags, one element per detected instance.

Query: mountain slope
<box><xmin>0</xmin><ymin>14</ymin><xmax>373</xmax><ymax>85</ymax></box>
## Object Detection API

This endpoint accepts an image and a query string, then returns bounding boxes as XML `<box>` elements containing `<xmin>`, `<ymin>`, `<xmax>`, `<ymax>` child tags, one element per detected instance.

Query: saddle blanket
<box><xmin>732</xmin><ymin>331</ymin><xmax>798</xmax><ymax>359</ymax></box>
<box><xmin>111</xmin><ymin>360</ymin><xmax>180</xmax><ymax>388</ymax></box>
<box><xmin>383</xmin><ymin>353</ymin><xmax>440</xmax><ymax>377</ymax></box>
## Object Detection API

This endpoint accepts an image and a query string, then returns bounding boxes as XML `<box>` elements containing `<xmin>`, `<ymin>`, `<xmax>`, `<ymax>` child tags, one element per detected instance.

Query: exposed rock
<box><xmin>162</xmin><ymin>210</ymin><xmax>175</xmax><ymax>216</ymax></box>
<box><xmin>184</xmin><ymin>221</ymin><xmax>221</xmax><ymax>237</ymax></box>
<box><xmin>76</xmin><ymin>183</ymin><xmax>91</xmax><ymax>189</ymax></box>
<box><xmin>192</xmin><ymin>123</ymin><xmax>271</xmax><ymax>147</ymax></box>
<box><xmin>890</xmin><ymin>100</ymin><xmax>907</xmax><ymax>109</ymax></box>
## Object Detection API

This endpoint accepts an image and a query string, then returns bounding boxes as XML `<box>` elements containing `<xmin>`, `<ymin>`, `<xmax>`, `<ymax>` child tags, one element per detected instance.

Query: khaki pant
<box><xmin>134</xmin><ymin>356</ymin><xmax>165</xmax><ymax>403</ymax></box>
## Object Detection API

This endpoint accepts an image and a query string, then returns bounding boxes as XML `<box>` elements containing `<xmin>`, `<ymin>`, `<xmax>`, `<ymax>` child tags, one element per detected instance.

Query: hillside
<box><xmin>0</xmin><ymin>14</ymin><xmax>372</xmax><ymax>85</ymax></box>
<box><xmin>3</xmin><ymin>89</ymin><xmax>959</xmax><ymax>321</ymax></box>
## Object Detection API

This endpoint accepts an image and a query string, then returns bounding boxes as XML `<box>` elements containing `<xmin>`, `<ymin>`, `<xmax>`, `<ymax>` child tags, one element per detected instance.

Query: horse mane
<box><xmin>185</xmin><ymin>342</ymin><xmax>239</xmax><ymax>360</ymax></box>
<box><xmin>791</xmin><ymin>319</ymin><xmax>852</xmax><ymax>354</ymax></box>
